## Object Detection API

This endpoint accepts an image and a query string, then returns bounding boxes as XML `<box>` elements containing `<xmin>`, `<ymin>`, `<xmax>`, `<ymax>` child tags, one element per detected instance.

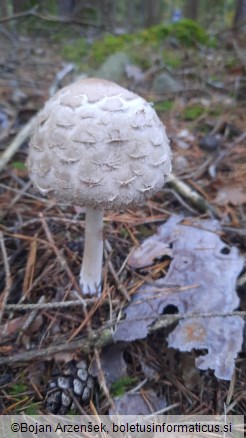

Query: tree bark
<box><xmin>184</xmin><ymin>0</ymin><xmax>199</xmax><ymax>21</ymax></box>
<box><xmin>12</xmin><ymin>0</ymin><xmax>30</xmax><ymax>13</ymax></box>
<box><xmin>57</xmin><ymin>0</ymin><xmax>76</xmax><ymax>17</ymax></box>
<box><xmin>99</xmin><ymin>0</ymin><xmax>114</xmax><ymax>30</ymax></box>
<box><xmin>144</xmin><ymin>0</ymin><xmax>161</xmax><ymax>27</ymax></box>
<box><xmin>234</xmin><ymin>0</ymin><xmax>246</xmax><ymax>26</ymax></box>
<box><xmin>0</xmin><ymin>0</ymin><xmax>8</xmax><ymax>18</ymax></box>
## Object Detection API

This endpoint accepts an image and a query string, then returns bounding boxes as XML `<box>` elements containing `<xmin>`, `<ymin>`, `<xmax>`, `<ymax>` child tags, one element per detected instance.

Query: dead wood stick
<box><xmin>0</xmin><ymin>117</ymin><xmax>36</xmax><ymax>173</ymax></box>
<box><xmin>0</xmin><ymin>7</ymin><xmax>37</xmax><ymax>24</ymax></box>
<box><xmin>0</xmin><ymin>310</ymin><xmax>245</xmax><ymax>365</ymax></box>
<box><xmin>49</xmin><ymin>63</ymin><xmax>75</xmax><ymax>97</ymax></box>
<box><xmin>167</xmin><ymin>174</ymin><xmax>219</xmax><ymax>218</ymax></box>
<box><xmin>3</xmin><ymin>298</ymin><xmax>119</xmax><ymax>312</ymax></box>
<box><xmin>94</xmin><ymin>348</ymin><xmax>114</xmax><ymax>409</ymax></box>
<box><xmin>17</xmin><ymin>296</ymin><xmax>46</xmax><ymax>340</ymax></box>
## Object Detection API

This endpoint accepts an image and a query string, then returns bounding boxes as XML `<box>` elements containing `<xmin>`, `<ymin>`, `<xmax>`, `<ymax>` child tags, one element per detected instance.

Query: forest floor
<box><xmin>0</xmin><ymin>26</ymin><xmax>246</xmax><ymax>417</ymax></box>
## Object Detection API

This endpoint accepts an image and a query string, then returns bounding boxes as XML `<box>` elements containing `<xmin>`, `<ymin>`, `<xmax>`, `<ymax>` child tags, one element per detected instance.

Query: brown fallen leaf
<box><xmin>0</xmin><ymin>314</ymin><xmax>43</xmax><ymax>341</ymax></box>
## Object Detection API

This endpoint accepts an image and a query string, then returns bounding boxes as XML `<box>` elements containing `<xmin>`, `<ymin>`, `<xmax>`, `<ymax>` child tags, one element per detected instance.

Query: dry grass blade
<box><xmin>94</xmin><ymin>348</ymin><xmax>114</xmax><ymax>410</ymax></box>
<box><xmin>0</xmin><ymin>232</ymin><xmax>12</xmax><ymax>324</ymax></box>
<box><xmin>23</xmin><ymin>236</ymin><xmax>37</xmax><ymax>296</ymax></box>
<box><xmin>105</xmin><ymin>240</ymin><xmax>130</xmax><ymax>302</ymax></box>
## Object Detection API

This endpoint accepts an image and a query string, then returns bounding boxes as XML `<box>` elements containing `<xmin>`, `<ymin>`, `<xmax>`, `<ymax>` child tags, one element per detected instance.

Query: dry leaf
<box><xmin>215</xmin><ymin>186</ymin><xmax>246</xmax><ymax>206</ymax></box>
<box><xmin>114</xmin><ymin>216</ymin><xmax>244</xmax><ymax>380</ymax></box>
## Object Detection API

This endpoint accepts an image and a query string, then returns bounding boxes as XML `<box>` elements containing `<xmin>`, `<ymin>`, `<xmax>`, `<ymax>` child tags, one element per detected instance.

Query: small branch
<box><xmin>0</xmin><ymin>310</ymin><xmax>245</xmax><ymax>365</ymax></box>
<box><xmin>0</xmin><ymin>7</ymin><xmax>38</xmax><ymax>24</ymax></box>
<box><xmin>0</xmin><ymin>117</ymin><xmax>36</xmax><ymax>173</ymax></box>
<box><xmin>0</xmin><ymin>7</ymin><xmax>100</xmax><ymax>28</ymax></box>
<box><xmin>49</xmin><ymin>63</ymin><xmax>75</xmax><ymax>97</ymax></box>
<box><xmin>17</xmin><ymin>296</ymin><xmax>46</xmax><ymax>342</ymax></box>
<box><xmin>94</xmin><ymin>348</ymin><xmax>114</xmax><ymax>409</ymax></box>
<box><xmin>163</xmin><ymin>188</ymin><xmax>198</xmax><ymax>215</ymax></box>
<box><xmin>3</xmin><ymin>300</ymin><xmax>101</xmax><ymax>312</ymax></box>
<box><xmin>167</xmin><ymin>174</ymin><xmax>220</xmax><ymax>218</ymax></box>
<box><xmin>0</xmin><ymin>326</ymin><xmax>112</xmax><ymax>366</ymax></box>
<box><xmin>2</xmin><ymin>297</ymin><xmax>119</xmax><ymax>313</ymax></box>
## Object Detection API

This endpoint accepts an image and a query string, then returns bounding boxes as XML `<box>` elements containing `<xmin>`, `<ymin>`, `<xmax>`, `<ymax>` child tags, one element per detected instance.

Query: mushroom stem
<box><xmin>79</xmin><ymin>207</ymin><xmax>104</xmax><ymax>295</ymax></box>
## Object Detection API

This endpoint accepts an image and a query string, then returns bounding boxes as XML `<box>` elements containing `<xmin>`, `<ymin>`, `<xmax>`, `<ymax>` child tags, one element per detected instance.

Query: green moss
<box><xmin>111</xmin><ymin>377</ymin><xmax>138</xmax><ymax>397</ymax></box>
<box><xmin>90</xmin><ymin>33</ymin><xmax>134</xmax><ymax>66</ymax></box>
<box><xmin>181</xmin><ymin>105</ymin><xmax>204</xmax><ymax>120</ymax></box>
<box><xmin>119</xmin><ymin>227</ymin><xmax>129</xmax><ymax>239</ymax></box>
<box><xmin>138</xmin><ymin>24</ymin><xmax>170</xmax><ymax>43</ymax></box>
<box><xmin>21</xmin><ymin>404</ymin><xmax>40</xmax><ymax>415</ymax></box>
<box><xmin>138</xmin><ymin>20</ymin><xmax>209</xmax><ymax>47</ymax></box>
<box><xmin>170</xmin><ymin>19</ymin><xmax>209</xmax><ymax>46</ymax></box>
<box><xmin>62</xmin><ymin>38</ymin><xmax>89</xmax><ymax>63</ymax></box>
<box><xmin>12</xmin><ymin>161</ymin><xmax>26</xmax><ymax>170</ymax></box>
<box><xmin>225</xmin><ymin>57</ymin><xmax>237</xmax><ymax>68</ymax></box>
<box><xmin>9</xmin><ymin>383</ymin><xmax>27</xmax><ymax>395</ymax></box>
<box><xmin>137</xmin><ymin>225</ymin><xmax>154</xmax><ymax>238</ymax></box>
<box><xmin>132</xmin><ymin>53</ymin><xmax>152</xmax><ymax>69</ymax></box>
<box><xmin>154</xmin><ymin>100</ymin><xmax>174</xmax><ymax>113</ymax></box>
<box><xmin>208</xmin><ymin>108</ymin><xmax>223</xmax><ymax>116</ymax></box>
<box><xmin>162</xmin><ymin>51</ymin><xmax>182</xmax><ymax>68</ymax></box>
<box><xmin>62</xmin><ymin>20</ymin><xmax>211</xmax><ymax>69</ymax></box>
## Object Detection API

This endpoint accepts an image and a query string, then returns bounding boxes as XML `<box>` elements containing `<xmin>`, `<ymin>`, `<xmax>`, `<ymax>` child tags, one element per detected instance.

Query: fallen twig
<box><xmin>0</xmin><ymin>7</ymin><xmax>100</xmax><ymax>27</ymax></box>
<box><xmin>17</xmin><ymin>296</ymin><xmax>46</xmax><ymax>341</ymax></box>
<box><xmin>0</xmin><ymin>117</ymin><xmax>36</xmax><ymax>173</ymax></box>
<box><xmin>3</xmin><ymin>298</ymin><xmax>119</xmax><ymax>312</ymax></box>
<box><xmin>49</xmin><ymin>63</ymin><xmax>75</xmax><ymax>96</ymax></box>
<box><xmin>163</xmin><ymin>188</ymin><xmax>198</xmax><ymax>215</ymax></box>
<box><xmin>0</xmin><ymin>310</ymin><xmax>245</xmax><ymax>365</ymax></box>
<box><xmin>94</xmin><ymin>348</ymin><xmax>114</xmax><ymax>409</ymax></box>
<box><xmin>167</xmin><ymin>174</ymin><xmax>220</xmax><ymax>218</ymax></box>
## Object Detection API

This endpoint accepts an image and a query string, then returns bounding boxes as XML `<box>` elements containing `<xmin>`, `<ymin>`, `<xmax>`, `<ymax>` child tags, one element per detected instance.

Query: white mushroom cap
<box><xmin>27</xmin><ymin>78</ymin><xmax>171</xmax><ymax>210</ymax></box>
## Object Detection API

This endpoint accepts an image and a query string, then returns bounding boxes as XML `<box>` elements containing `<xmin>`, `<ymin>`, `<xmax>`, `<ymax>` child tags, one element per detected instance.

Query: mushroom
<box><xmin>27</xmin><ymin>78</ymin><xmax>172</xmax><ymax>295</ymax></box>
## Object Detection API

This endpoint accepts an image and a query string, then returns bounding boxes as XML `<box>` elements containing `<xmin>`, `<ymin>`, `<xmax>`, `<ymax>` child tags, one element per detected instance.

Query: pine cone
<box><xmin>45</xmin><ymin>360</ymin><xmax>94</xmax><ymax>414</ymax></box>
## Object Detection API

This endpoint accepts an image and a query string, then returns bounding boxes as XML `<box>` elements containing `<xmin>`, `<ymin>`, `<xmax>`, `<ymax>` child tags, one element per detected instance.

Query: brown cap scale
<box><xmin>27</xmin><ymin>78</ymin><xmax>172</xmax><ymax>294</ymax></box>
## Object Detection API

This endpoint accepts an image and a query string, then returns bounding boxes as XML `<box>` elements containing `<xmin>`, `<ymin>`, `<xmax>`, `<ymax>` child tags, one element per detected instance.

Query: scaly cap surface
<box><xmin>27</xmin><ymin>78</ymin><xmax>171</xmax><ymax>210</ymax></box>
